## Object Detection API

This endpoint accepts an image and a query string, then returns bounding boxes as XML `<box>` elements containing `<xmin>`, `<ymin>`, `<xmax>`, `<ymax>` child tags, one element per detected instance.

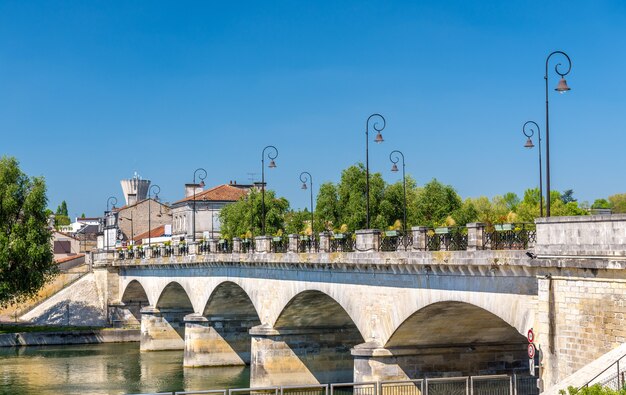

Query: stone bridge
<box><xmin>93</xmin><ymin>215</ymin><xmax>626</xmax><ymax>390</ymax></box>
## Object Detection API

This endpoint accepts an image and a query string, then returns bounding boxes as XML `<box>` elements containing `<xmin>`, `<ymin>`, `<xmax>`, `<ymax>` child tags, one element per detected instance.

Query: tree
<box><xmin>219</xmin><ymin>188</ymin><xmax>289</xmax><ymax>239</ymax></box>
<box><xmin>412</xmin><ymin>179</ymin><xmax>462</xmax><ymax>227</ymax></box>
<box><xmin>54</xmin><ymin>200</ymin><xmax>70</xmax><ymax>227</ymax></box>
<box><xmin>315</xmin><ymin>182</ymin><xmax>339</xmax><ymax>231</ymax></box>
<box><xmin>591</xmin><ymin>199</ymin><xmax>611</xmax><ymax>209</ymax></box>
<box><xmin>560</xmin><ymin>189</ymin><xmax>577</xmax><ymax>204</ymax></box>
<box><xmin>0</xmin><ymin>156</ymin><xmax>55</xmax><ymax>306</ymax></box>
<box><xmin>608</xmin><ymin>193</ymin><xmax>626</xmax><ymax>213</ymax></box>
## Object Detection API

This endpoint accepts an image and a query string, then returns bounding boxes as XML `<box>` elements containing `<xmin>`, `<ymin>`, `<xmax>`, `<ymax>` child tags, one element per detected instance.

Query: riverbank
<box><xmin>0</xmin><ymin>326</ymin><xmax>139</xmax><ymax>347</ymax></box>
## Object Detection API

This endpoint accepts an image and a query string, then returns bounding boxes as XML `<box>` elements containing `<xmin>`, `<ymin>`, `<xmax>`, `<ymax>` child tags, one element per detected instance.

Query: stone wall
<box><xmin>117</xmin><ymin>199</ymin><xmax>172</xmax><ymax>241</ymax></box>
<box><xmin>536</xmin><ymin>275</ymin><xmax>626</xmax><ymax>386</ymax></box>
<box><xmin>535</xmin><ymin>214</ymin><xmax>626</xmax><ymax>257</ymax></box>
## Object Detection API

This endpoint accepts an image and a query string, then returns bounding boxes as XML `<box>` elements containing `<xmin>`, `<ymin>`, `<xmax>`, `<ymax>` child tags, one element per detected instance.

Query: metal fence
<box><xmin>483</xmin><ymin>224</ymin><xmax>536</xmax><ymax>250</ymax></box>
<box><xmin>582</xmin><ymin>353</ymin><xmax>626</xmax><ymax>392</ymax></box>
<box><xmin>127</xmin><ymin>374</ymin><xmax>538</xmax><ymax>395</ymax></box>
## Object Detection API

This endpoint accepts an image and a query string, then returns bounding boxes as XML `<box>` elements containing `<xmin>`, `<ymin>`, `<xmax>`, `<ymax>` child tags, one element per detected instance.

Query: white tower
<box><xmin>120</xmin><ymin>172</ymin><xmax>150</xmax><ymax>206</ymax></box>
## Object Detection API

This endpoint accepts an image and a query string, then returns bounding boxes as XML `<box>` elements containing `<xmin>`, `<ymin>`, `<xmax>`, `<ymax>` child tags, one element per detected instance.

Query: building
<box><xmin>171</xmin><ymin>181</ymin><xmax>251</xmax><ymax>240</ymax></box>
<box><xmin>97</xmin><ymin>174</ymin><xmax>173</xmax><ymax>250</ymax></box>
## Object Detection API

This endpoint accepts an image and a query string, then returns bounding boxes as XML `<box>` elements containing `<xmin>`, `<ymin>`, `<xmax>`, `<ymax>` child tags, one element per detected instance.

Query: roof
<box><xmin>133</xmin><ymin>225</ymin><xmax>166</xmax><ymax>243</ymax></box>
<box><xmin>175</xmin><ymin>184</ymin><xmax>249</xmax><ymax>203</ymax></box>
<box><xmin>53</xmin><ymin>231</ymin><xmax>79</xmax><ymax>241</ymax></box>
<box><xmin>55</xmin><ymin>254</ymin><xmax>85</xmax><ymax>264</ymax></box>
<box><xmin>113</xmin><ymin>198</ymin><xmax>169</xmax><ymax>212</ymax></box>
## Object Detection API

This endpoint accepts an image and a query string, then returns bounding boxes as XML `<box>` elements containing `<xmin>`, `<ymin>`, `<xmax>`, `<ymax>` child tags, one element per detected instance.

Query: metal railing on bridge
<box><xmin>126</xmin><ymin>374</ymin><xmax>538</xmax><ymax>395</ymax></box>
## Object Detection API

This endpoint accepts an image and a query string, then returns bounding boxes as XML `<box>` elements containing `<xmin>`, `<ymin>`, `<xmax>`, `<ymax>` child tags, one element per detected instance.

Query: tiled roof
<box><xmin>133</xmin><ymin>225</ymin><xmax>166</xmax><ymax>243</ymax></box>
<box><xmin>175</xmin><ymin>184</ymin><xmax>249</xmax><ymax>203</ymax></box>
<box><xmin>55</xmin><ymin>254</ymin><xmax>85</xmax><ymax>264</ymax></box>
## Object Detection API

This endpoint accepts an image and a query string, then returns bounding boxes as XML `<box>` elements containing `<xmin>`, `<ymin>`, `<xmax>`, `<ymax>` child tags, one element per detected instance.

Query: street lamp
<box><xmin>261</xmin><ymin>145</ymin><xmax>278</xmax><ymax>235</ymax></box>
<box><xmin>389</xmin><ymin>150</ymin><xmax>407</xmax><ymax>235</ymax></box>
<box><xmin>104</xmin><ymin>196</ymin><xmax>117</xmax><ymax>251</ymax></box>
<box><xmin>299</xmin><ymin>172</ymin><xmax>314</xmax><ymax>236</ymax></box>
<box><xmin>365</xmin><ymin>114</ymin><xmax>385</xmax><ymax>229</ymax></box>
<box><xmin>545</xmin><ymin>51</ymin><xmax>572</xmax><ymax>217</ymax></box>
<box><xmin>192</xmin><ymin>168</ymin><xmax>207</xmax><ymax>242</ymax></box>
<box><xmin>147</xmin><ymin>184</ymin><xmax>160</xmax><ymax>247</ymax></box>
<box><xmin>522</xmin><ymin>121</ymin><xmax>544</xmax><ymax>217</ymax></box>
<box><xmin>120</xmin><ymin>212</ymin><xmax>134</xmax><ymax>245</ymax></box>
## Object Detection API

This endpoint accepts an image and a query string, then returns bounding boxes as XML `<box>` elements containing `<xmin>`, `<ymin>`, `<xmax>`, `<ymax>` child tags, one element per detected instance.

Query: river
<box><xmin>0</xmin><ymin>342</ymin><xmax>250</xmax><ymax>395</ymax></box>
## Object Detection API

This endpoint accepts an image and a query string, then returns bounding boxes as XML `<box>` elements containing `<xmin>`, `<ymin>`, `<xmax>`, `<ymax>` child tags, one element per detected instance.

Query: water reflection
<box><xmin>0</xmin><ymin>343</ymin><xmax>249</xmax><ymax>395</ymax></box>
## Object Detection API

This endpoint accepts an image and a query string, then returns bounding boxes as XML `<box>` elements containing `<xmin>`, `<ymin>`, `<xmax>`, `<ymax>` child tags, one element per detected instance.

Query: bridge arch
<box><xmin>203</xmin><ymin>280</ymin><xmax>260</xmax><ymax>319</ymax></box>
<box><xmin>381</xmin><ymin>300</ymin><xmax>529</xmax><ymax>378</ymax></box>
<box><xmin>156</xmin><ymin>281</ymin><xmax>194</xmax><ymax>312</ymax></box>
<box><xmin>119</xmin><ymin>280</ymin><xmax>150</xmax><ymax>322</ymax></box>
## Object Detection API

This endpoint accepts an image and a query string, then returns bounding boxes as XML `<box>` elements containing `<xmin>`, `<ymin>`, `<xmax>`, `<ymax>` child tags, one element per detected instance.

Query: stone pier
<box><xmin>140</xmin><ymin>306</ymin><xmax>187</xmax><ymax>351</ymax></box>
<box><xmin>183</xmin><ymin>314</ymin><xmax>258</xmax><ymax>367</ymax></box>
<box><xmin>250</xmin><ymin>325</ymin><xmax>360</xmax><ymax>387</ymax></box>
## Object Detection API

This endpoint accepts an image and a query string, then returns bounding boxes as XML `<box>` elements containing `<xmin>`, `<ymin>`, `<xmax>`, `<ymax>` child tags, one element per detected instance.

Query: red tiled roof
<box><xmin>55</xmin><ymin>254</ymin><xmax>85</xmax><ymax>264</ymax></box>
<box><xmin>133</xmin><ymin>225</ymin><xmax>166</xmax><ymax>243</ymax></box>
<box><xmin>175</xmin><ymin>184</ymin><xmax>249</xmax><ymax>203</ymax></box>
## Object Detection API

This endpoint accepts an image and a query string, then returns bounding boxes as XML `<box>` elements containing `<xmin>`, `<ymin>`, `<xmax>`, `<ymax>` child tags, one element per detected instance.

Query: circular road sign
<box><xmin>527</xmin><ymin>328</ymin><xmax>535</xmax><ymax>343</ymax></box>
<box><xmin>528</xmin><ymin>343</ymin><xmax>536</xmax><ymax>359</ymax></box>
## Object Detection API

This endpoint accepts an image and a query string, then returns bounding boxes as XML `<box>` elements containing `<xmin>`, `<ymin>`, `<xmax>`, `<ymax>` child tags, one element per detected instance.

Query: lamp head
<box><xmin>524</xmin><ymin>138</ymin><xmax>535</xmax><ymax>148</ymax></box>
<box><xmin>268</xmin><ymin>159</ymin><xmax>277</xmax><ymax>168</ymax></box>
<box><xmin>555</xmin><ymin>77</ymin><xmax>571</xmax><ymax>93</ymax></box>
<box><xmin>391</xmin><ymin>163</ymin><xmax>399</xmax><ymax>172</ymax></box>
<box><xmin>199</xmin><ymin>180</ymin><xmax>205</xmax><ymax>188</ymax></box>
<box><xmin>375</xmin><ymin>132</ymin><xmax>384</xmax><ymax>143</ymax></box>
<box><xmin>301</xmin><ymin>182</ymin><xmax>307</xmax><ymax>190</ymax></box>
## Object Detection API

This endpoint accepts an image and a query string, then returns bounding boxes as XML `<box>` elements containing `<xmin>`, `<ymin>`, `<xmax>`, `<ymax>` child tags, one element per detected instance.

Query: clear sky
<box><xmin>1</xmin><ymin>1</ymin><xmax>625</xmax><ymax>218</ymax></box>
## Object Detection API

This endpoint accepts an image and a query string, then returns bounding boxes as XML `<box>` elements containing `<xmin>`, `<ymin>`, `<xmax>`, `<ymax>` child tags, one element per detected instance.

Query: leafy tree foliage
<box><xmin>0</xmin><ymin>156</ymin><xmax>56</xmax><ymax>306</ymax></box>
<box><xmin>609</xmin><ymin>193</ymin><xmax>626</xmax><ymax>213</ymax></box>
<box><xmin>219</xmin><ymin>188</ymin><xmax>289</xmax><ymax>238</ymax></box>
<box><xmin>592</xmin><ymin>199</ymin><xmax>611</xmax><ymax>209</ymax></box>
<box><xmin>56</xmin><ymin>200</ymin><xmax>68</xmax><ymax>216</ymax></box>
<box><xmin>560</xmin><ymin>384</ymin><xmax>626</xmax><ymax>395</ymax></box>
<box><xmin>413</xmin><ymin>179</ymin><xmax>462</xmax><ymax>227</ymax></box>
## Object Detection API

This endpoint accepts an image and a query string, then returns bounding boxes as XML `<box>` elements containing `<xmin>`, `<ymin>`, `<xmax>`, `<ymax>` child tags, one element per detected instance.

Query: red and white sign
<box><xmin>527</xmin><ymin>328</ymin><xmax>535</xmax><ymax>343</ymax></box>
<box><xmin>528</xmin><ymin>343</ymin><xmax>536</xmax><ymax>359</ymax></box>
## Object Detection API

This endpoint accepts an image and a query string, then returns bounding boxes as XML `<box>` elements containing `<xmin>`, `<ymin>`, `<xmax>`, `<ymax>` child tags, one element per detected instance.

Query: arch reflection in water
<box><xmin>0</xmin><ymin>343</ymin><xmax>249</xmax><ymax>395</ymax></box>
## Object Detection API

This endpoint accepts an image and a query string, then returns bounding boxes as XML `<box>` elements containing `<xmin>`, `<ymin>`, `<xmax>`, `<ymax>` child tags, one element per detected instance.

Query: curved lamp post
<box><xmin>299</xmin><ymin>171</ymin><xmax>314</xmax><ymax>236</ymax></box>
<box><xmin>147</xmin><ymin>184</ymin><xmax>160</xmax><ymax>247</ymax></box>
<box><xmin>261</xmin><ymin>145</ymin><xmax>278</xmax><ymax>235</ymax></box>
<box><xmin>545</xmin><ymin>51</ymin><xmax>572</xmax><ymax>217</ymax></box>
<box><xmin>192</xmin><ymin>168</ymin><xmax>207</xmax><ymax>242</ymax></box>
<box><xmin>105</xmin><ymin>196</ymin><xmax>117</xmax><ymax>251</ymax></box>
<box><xmin>389</xmin><ymin>150</ymin><xmax>407</xmax><ymax>235</ymax></box>
<box><xmin>365</xmin><ymin>114</ymin><xmax>385</xmax><ymax>229</ymax></box>
<box><xmin>523</xmin><ymin>121</ymin><xmax>543</xmax><ymax>217</ymax></box>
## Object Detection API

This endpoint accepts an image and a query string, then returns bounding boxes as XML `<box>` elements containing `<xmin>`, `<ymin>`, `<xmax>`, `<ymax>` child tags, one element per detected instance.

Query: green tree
<box><xmin>54</xmin><ymin>200</ymin><xmax>70</xmax><ymax>227</ymax></box>
<box><xmin>0</xmin><ymin>156</ymin><xmax>56</xmax><ymax>306</ymax></box>
<box><xmin>560</xmin><ymin>384</ymin><xmax>626</xmax><ymax>395</ymax></box>
<box><xmin>378</xmin><ymin>176</ymin><xmax>418</xmax><ymax>230</ymax></box>
<box><xmin>315</xmin><ymin>182</ymin><xmax>339</xmax><ymax>231</ymax></box>
<box><xmin>284</xmin><ymin>209</ymin><xmax>311</xmax><ymax>235</ymax></box>
<box><xmin>219</xmin><ymin>188</ymin><xmax>289</xmax><ymax>239</ymax></box>
<box><xmin>591</xmin><ymin>198</ymin><xmax>611</xmax><ymax>209</ymax></box>
<box><xmin>335</xmin><ymin>164</ymin><xmax>385</xmax><ymax>231</ymax></box>
<box><xmin>609</xmin><ymin>193</ymin><xmax>626</xmax><ymax>213</ymax></box>
<box><xmin>412</xmin><ymin>179</ymin><xmax>462</xmax><ymax>227</ymax></box>
<box><xmin>560</xmin><ymin>189</ymin><xmax>577</xmax><ymax>204</ymax></box>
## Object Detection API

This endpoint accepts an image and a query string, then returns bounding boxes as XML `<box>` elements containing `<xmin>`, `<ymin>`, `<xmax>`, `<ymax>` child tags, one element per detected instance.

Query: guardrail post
<box><xmin>466</xmin><ymin>222</ymin><xmax>486</xmax><ymax>251</ymax></box>
<box><xmin>288</xmin><ymin>234</ymin><xmax>300</xmax><ymax>253</ymax></box>
<box><xmin>188</xmin><ymin>241</ymin><xmax>198</xmax><ymax>255</ymax></box>
<box><xmin>255</xmin><ymin>236</ymin><xmax>272</xmax><ymax>253</ymax></box>
<box><xmin>356</xmin><ymin>229</ymin><xmax>381</xmax><ymax>251</ymax></box>
<box><xmin>411</xmin><ymin>226</ymin><xmax>428</xmax><ymax>250</ymax></box>
<box><xmin>232</xmin><ymin>237</ymin><xmax>242</xmax><ymax>253</ymax></box>
<box><xmin>319</xmin><ymin>232</ymin><xmax>331</xmax><ymax>252</ymax></box>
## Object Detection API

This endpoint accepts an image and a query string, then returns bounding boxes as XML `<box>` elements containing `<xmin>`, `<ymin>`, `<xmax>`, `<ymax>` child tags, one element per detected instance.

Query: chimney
<box><xmin>185</xmin><ymin>183</ymin><xmax>204</xmax><ymax>198</ymax></box>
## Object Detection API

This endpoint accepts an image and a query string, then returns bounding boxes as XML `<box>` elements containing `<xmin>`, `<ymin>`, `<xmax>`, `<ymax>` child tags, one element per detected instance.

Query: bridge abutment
<box><xmin>183</xmin><ymin>314</ymin><xmax>256</xmax><ymax>367</ymax></box>
<box><xmin>249</xmin><ymin>324</ymin><xmax>358</xmax><ymax>387</ymax></box>
<box><xmin>140</xmin><ymin>306</ymin><xmax>186</xmax><ymax>351</ymax></box>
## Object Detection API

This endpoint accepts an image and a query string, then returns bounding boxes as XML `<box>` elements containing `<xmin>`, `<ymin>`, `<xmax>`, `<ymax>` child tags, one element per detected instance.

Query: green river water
<box><xmin>0</xmin><ymin>342</ymin><xmax>250</xmax><ymax>395</ymax></box>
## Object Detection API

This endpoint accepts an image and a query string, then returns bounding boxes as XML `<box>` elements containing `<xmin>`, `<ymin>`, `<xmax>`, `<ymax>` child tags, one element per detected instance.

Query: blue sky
<box><xmin>1</xmin><ymin>1</ymin><xmax>625</xmax><ymax>217</ymax></box>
